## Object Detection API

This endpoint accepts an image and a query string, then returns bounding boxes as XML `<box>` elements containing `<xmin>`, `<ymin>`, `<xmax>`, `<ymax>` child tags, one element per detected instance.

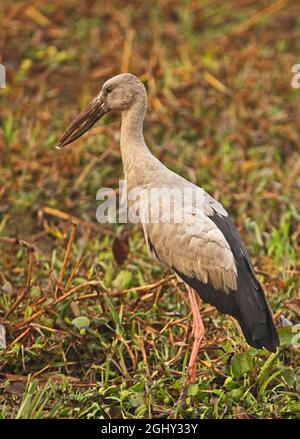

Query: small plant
<box><xmin>268</xmin><ymin>214</ymin><xmax>297</xmax><ymax>269</ymax></box>
<box><xmin>16</xmin><ymin>379</ymin><xmax>57</xmax><ymax>419</ymax></box>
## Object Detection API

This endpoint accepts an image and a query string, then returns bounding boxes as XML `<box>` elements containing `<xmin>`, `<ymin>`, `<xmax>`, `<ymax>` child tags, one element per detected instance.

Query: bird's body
<box><xmin>58</xmin><ymin>73</ymin><xmax>279</xmax><ymax>382</ymax></box>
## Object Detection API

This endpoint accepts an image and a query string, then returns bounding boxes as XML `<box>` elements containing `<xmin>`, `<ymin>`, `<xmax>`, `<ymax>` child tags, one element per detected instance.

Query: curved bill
<box><xmin>57</xmin><ymin>98</ymin><xmax>108</xmax><ymax>149</ymax></box>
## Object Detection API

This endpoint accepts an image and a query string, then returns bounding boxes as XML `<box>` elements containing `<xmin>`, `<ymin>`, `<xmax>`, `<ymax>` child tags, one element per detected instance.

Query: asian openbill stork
<box><xmin>57</xmin><ymin>73</ymin><xmax>279</xmax><ymax>383</ymax></box>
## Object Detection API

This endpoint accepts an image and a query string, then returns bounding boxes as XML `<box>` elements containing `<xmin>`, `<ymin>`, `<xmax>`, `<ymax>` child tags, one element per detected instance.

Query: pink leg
<box><xmin>186</xmin><ymin>285</ymin><xmax>205</xmax><ymax>384</ymax></box>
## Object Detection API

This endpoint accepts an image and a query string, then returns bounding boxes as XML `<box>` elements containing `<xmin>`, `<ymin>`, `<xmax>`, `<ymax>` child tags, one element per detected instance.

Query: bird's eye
<box><xmin>106</xmin><ymin>86</ymin><xmax>112</xmax><ymax>94</ymax></box>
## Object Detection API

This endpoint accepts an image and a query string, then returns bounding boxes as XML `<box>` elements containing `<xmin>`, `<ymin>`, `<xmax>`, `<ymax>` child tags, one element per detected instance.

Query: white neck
<box><xmin>120</xmin><ymin>98</ymin><xmax>154</xmax><ymax>183</ymax></box>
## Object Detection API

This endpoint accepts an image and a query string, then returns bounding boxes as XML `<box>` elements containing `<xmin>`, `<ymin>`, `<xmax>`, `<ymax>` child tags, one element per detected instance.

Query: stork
<box><xmin>57</xmin><ymin>73</ymin><xmax>279</xmax><ymax>383</ymax></box>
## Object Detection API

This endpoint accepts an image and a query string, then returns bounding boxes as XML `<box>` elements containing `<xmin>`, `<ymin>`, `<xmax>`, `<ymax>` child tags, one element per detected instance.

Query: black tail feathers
<box><xmin>233</xmin><ymin>270</ymin><xmax>279</xmax><ymax>352</ymax></box>
<box><xmin>173</xmin><ymin>266</ymin><xmax>280</xmax><ymax>353</ymax></box>
<box><xmin>236</xmin><ymin>307</ymin><xmax>279</xmax><ymax>352</ymax></box>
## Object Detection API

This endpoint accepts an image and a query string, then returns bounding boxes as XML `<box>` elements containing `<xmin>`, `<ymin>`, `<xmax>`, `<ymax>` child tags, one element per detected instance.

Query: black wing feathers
<box><xmin>174</xmin><ymin>211</ymin><xmax>279</xmax><ymax>352</ymax></box>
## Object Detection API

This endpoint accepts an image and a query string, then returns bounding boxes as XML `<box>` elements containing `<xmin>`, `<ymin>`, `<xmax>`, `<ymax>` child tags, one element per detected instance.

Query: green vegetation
<box><xmin>0</xmin><ymin>0</ymin><xmax>299</xmax><ymax>419</ymax></box>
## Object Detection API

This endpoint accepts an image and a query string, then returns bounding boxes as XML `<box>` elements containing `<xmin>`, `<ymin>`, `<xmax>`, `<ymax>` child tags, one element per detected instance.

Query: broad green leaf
<box><xmin>257</xmin><ymin>350</ymin><xmax>280</xmax><ymax>391</ymax></box>
<box><xmin>72</xmin><ymin>316</ymin><xmax>90</xmax><ymax>330</ymax></box>
<box><xmin>188</xmin><ymin>383</ymin><xmax>199</xmax><ymax>396</ymax></box>
<box><xmin>113</xmin><ymin>270</ymin><xmax>133</xmax><ymax>290</ymax></box>
<box><xmin>230</xmin><ymin>352</ymin><xmax>253</xmax><ymax>378</ymax></box>
<box><xmin>278</xmin><ymin>325</ymin><xmax>300</xmax><ymax>348</ymax></box>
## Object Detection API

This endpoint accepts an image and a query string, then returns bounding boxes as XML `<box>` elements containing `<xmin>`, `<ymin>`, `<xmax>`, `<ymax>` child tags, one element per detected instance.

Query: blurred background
<box><xmin>0</xmin><ymin>0</ymin><xmax>299</xmax><ymax>419</ymax></box>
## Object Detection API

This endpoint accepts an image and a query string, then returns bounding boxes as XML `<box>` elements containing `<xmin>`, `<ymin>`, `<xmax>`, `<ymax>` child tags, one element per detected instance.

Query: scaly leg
<box><xmin>171</xmin><ymin>286</ymin><xmax>205</xmax><ymax>416</ymax></box>
<box><xmin>186</xmin><ymin>285</ymin><xmax>205</xmax><ymax>384</ymax></box>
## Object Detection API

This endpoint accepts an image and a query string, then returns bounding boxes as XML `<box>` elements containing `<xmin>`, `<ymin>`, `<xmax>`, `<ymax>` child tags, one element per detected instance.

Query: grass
<box><xmin>0</xmin><ymin>0</ymin><xmax>299</xmax><ymax>419</ymax></box>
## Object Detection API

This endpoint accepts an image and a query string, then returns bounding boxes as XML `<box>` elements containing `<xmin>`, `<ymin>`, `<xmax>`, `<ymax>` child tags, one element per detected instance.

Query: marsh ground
<box><xmin>0</xmin><ymin>0</ymin><xmax>299</xmax><ymax>418</ymax></box>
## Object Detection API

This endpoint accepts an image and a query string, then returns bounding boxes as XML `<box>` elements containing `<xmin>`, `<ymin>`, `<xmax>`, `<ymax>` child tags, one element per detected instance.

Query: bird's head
<box><xmin>57</xmin><ymin>73</ymin><xmax>146</xmax><ymax>148</ymax></box>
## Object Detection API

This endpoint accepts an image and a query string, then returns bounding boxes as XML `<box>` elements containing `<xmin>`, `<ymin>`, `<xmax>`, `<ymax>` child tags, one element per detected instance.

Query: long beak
<box><xmin>56</xmin><ymin>98</ymin><xmax>108</xmax><ymax>149</ymax></box>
